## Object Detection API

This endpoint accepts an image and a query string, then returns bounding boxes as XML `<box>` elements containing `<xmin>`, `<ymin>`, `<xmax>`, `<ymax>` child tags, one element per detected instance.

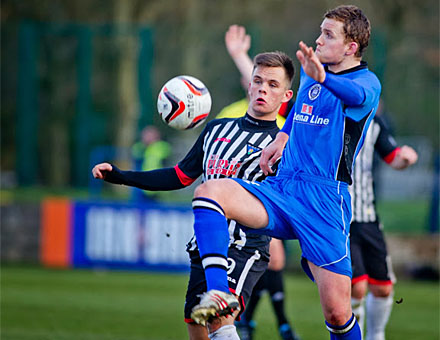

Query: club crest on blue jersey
<box><xmin>247</xmin><ymin>144</ymin><xmax>261</xmax><ymax>155</ymax></box>
<box><xmin>308</xmin><ymin>84</ymin><xmax>321</xmax><ymax>100</ymax></box>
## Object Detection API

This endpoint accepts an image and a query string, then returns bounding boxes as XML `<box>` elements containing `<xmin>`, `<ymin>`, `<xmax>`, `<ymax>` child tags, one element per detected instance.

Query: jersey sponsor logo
<box><xmin>294</xmin><ymin>106</ymin><xmax>330</xmax><ymax>126</ymax></box>
<box><xmin>207</xmin><ymin>154</ymin><xmax>241</xmax><ymax>176</ymax></box>
<box><xmin>214</xmin><ymin>137</ymin><xmax>231</xmax><ymax>143</ymax></box>
<box><xmin>247</xmin><ymin>144</ymin><xmax>261</xmax><ymax>155</ymax></box>
<box><xmin>301</xmin><ymin>103</ymin><xmax>313</xmax><ymax>115</ymax></box>
<box><xmin>308</xmin><ymin>84</ymin><xmax>321</xmax><ymax>100</ymax></box>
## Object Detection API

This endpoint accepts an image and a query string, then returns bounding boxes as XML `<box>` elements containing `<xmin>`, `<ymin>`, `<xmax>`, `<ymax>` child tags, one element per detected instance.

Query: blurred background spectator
<box><xmin>131</xmin><ymin>125</ymin><xmax>171</xmax><ymax>201</ymax></box>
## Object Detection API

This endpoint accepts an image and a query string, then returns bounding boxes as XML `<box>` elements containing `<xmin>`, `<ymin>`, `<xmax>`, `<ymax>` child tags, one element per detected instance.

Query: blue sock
<box><xmin>192</xmin><ymin>197</ymin><xmax>230</xmax><ymax>293</ymax></box>
<box><xmin>325</xmin><ymin>314</ymin><xmax>361</xmax><ymax>339</ymax></box>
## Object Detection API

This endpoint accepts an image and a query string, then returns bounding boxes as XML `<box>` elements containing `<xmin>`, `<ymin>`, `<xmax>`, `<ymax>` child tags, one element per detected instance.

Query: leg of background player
<box><xmin>266</xmin><ymin>269</ymin><xmax>301</xmax><ymax>340</ymax></box>
<box><xmin>365</xmin><ymin>284</ymin><xmax>393</xmax><ymax>340</ymax></box>
<box><xmin>351</xmin><ymin>279</ymin><xmax>368</xmax><ymax>336</ymax></box>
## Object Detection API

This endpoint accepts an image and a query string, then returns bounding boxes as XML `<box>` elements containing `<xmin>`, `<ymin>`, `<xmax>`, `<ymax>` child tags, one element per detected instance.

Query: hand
<box><xmin>225</xmin><ymin>25</ymin><xmax>254</xmax><ymax>89</ymax></box>
<box><xmin>395</xmin><ymin>145</ymin><xmax>418</xmax><ymax>168</ymax></box>
<box><xmin>225</xmin><ymin>25</ymin><xmax>251</xmax><ymax>59</ymax></box>
<box><xmin>92</xmin><ymin>162</ymin><xmax>113</xmax><ymax>179</ymax></box>
<box><xmin>260</xmin><ymin>133</ymin><xmax>289</xmax><ymax>175</ymax></box>
<box><xmin>296</xmin><ymin>41</ymin><xmax>326</xmax><ymax>83</ymax></box>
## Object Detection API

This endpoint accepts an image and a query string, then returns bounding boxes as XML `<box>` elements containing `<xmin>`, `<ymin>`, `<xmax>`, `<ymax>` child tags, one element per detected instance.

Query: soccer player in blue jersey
<box><xmin>190</xmin><ymin>5</ymin><xmax>381</xmax><ymax>340</ymax></box>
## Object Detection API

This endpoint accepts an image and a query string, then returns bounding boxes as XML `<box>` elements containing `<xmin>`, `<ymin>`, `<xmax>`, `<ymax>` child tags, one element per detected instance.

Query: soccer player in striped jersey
<box><xmin>190</xmin><ymin>5</ymin><xmax>380</xmax><ymax>340</ymax></box>
<box><xmin>220</xmin><ymin>24</ymin><xmax>300</xmax><ymax>340</ymax></box>
<box><xmin>92</xmin><ymin>51</ymin><xmax>295</xmax><ymax>340</ymax></box>
<box><xmin>349</xmin><ymin>111</ymin><xmax>418</xmax><ymax>340</ymax></box>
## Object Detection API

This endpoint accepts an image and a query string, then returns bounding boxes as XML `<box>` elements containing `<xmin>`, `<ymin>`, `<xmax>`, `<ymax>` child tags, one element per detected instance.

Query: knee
<box><xmin>351</xmin><ymin>280</ymin><xmax>368</xmax><ymax>299</ymax></box>
<box><xmin>194</xmin><ymin>182</ymin><xmax>208</xmax><ymax>198</ymax></box>
<box><xmin>194</xmin><ymin>180</ymin><xmax>219</xmax><ymax>199</ymax></box>
<box><xmin>194</xmin><ymin>180</ymin><xmax>231</xmax><ymax>205</ymax></box>
<box><xmin>369</xmin><ymin>283</ymin><xmax>393</xmax><ymax>298</ymax></box>
<box><xmin>322</xmin><ymin>294</ymin><xmax>353</xmax><ymax>325</ymax></box>
<box><xmin>324</xmin><ymin>307</ymin><xmax>352</xmax><ymax>326</ymax></box>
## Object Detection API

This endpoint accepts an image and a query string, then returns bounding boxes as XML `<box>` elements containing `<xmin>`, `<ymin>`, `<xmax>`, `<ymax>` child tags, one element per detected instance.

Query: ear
<box><xmin>345</xmin><ymin>41</ymin><xmax>359</xmax><ymax>57</ymax></box>
<box><xmin>283</xmin><ymin>89</ymin><xmax>294</xmax><ymax>102</ymax></box>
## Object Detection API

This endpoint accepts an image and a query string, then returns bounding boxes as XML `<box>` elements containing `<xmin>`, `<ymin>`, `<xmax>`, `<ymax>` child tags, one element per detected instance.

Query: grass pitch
<box><xmin>1</xmin><ymin>265</ymin><xmax>438</xmax><ymax>340</ymax></box>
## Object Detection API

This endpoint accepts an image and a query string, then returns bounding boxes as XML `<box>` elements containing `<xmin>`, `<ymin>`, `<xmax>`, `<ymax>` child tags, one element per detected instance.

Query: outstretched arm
<box><xmin>92</xmin><ymin>124</ymin><xmax>208</xmax><ymax>191</ymax></box>
<box><xmin>225</xmin><ymin>25</ymin><xmax>254</xmax><ymax>89</ymax></box>
<box><xmin>92</xmin><ymin>162</ymin><xmax>186</xmax><ymax>191</ymax></box>
<box><xmin>296</xmin><ymin>41</ymin><xmax>367</xmax><ymax>109</ymax></box>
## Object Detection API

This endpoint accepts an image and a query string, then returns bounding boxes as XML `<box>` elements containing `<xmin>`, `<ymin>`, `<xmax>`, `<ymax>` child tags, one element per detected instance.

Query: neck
<box><xmin>327</xmin><ymin>57</ymin><xmax>361</xmax><ymax>73</ymax></box>
<box><xmin>248</xmin><ymin>108</ymin><xmax>279</xmax><ymax>121</ymax></box>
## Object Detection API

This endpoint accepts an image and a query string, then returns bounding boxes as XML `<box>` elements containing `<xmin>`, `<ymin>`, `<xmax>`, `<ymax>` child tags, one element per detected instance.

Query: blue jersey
<box><xmin>231</xmin><ymin>62</ymin><xmax>382</xmax><ymax>278</ymax></box>
<box><xmin>281</xmin><ymin>62</ymin><xmax>381</xmax><ymax>184</ymax></box>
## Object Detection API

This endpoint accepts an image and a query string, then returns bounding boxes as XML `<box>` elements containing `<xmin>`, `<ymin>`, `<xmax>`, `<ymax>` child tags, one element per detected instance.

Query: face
<box><xmin>247</xmin><ymin>66</ymin><xmax>292</xmax><ymax>118</ymax></box>
<box><xmin>315</xmin><ymin>18</ymin><xmax>351</xmax><ymax>65</ymax></box>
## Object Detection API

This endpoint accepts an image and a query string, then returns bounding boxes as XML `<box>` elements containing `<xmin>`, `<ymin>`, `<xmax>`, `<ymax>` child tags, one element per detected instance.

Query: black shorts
<box><xmin>184</xmin><ymin>247</ymin><xmax>268</xmax><ymax>323</ymax></box>
<box><xmin>350</xmin><ymin>221</ymin><xmax>395</xmax><ymax>284</ymax></box>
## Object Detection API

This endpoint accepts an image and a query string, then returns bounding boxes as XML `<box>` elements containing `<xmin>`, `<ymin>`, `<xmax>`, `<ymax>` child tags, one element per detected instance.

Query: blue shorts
<box><xmin>233</xmin><ymin>169</ymin><xmax>353</xmax><ymax>279</ymax></box>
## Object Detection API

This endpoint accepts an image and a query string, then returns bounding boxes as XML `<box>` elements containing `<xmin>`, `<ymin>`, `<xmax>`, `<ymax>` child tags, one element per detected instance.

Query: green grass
<box><xmin>1</xmin><ymin>265</ymin><xmax>439</xmax><ymax>340</ymax></box>
<box><xmin>376</xmin><ymin>199</ymin><xmax>432</xmax><ymax>234</ymax></box>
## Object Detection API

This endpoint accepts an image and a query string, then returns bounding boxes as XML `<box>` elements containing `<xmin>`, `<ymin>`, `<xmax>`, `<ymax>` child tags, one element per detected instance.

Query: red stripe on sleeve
<box><xmin>383</xmin><ymin>147</ymin><xmax>400</xmax><ymax>164</ymax></box>
<box><xmin>174</xmin><ymin>165</ymin><xmax>196</xmax><ymax>186</ymax></box>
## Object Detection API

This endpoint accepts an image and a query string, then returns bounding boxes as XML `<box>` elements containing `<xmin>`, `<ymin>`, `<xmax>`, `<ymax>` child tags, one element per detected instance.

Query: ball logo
<box><xmin>308</xmin><ymin>84</ymin><xmax>321</xmax><ymax>100</ymax></box>
<box><xmin>157</xmin><ymin>75</ymin><xmax>212</xmax><ymax>130</ymax></box>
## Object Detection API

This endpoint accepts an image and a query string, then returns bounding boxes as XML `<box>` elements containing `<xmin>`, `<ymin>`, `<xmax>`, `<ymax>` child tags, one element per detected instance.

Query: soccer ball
<box><xmin>157</xmin><ymin>75</ymin><xmax>212</xmax><ymax>130</ymax></box>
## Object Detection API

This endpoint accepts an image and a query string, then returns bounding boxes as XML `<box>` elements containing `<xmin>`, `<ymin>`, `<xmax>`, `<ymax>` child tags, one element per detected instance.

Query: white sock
<box><xmin>365</xmin><ymin>292</ymin><xmax>393</xmax><ymax>340</ymax></box>
<box><xmin>351</xmin><ymin>297</ymin><xmax>365</xmax><ymax>336</ymax></box>
<box><xmin>208</xmin><ymin>325</ymin><xmax>240</xmax><ymax>340</ymax></box>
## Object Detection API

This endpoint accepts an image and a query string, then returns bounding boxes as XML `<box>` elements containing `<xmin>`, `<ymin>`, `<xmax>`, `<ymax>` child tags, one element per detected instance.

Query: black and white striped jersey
<box><xmin>349</xmin><ymin>115</ymin><xmax>398</xmax><ymax>223</ymax></box>
<box><xmin>178</xmin><ymin>114</ymin><xmax>279</xmax><ymax>259</ymax></box>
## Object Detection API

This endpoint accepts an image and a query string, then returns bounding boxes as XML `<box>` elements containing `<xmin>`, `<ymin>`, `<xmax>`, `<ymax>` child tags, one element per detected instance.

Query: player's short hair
<box><xmin>324</xmin><ymin>5</ymin><xmax>371</xmax><ymax>58</ymax></box>
<box><xmin>253</xmin><ymin>51</ymin><xmax>295</xmax><ymax>88</ymax></box>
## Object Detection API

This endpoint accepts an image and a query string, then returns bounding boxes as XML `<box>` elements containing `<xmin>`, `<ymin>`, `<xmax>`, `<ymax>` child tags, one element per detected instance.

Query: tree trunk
<box><xmin>114</xmin><ymin>0</ymin><xmax>139</xmax><ymax>151</ymax></box>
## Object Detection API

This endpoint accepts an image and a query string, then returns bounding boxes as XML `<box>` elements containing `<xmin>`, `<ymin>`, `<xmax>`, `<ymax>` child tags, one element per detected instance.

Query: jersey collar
<box><xmin>241</xmin><ymin>113</ymin><xmax>278</xmax><ymax>130</ymax></box>
<box><xmin>325</xmin><ymin>61</ymin><xmax>368</xmax><ymax>75</ymax></box>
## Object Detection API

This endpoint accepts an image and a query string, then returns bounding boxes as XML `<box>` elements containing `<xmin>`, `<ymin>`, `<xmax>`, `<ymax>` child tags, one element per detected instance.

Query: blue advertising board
<box><xmin>71</xmin><ymin>201</ymin><xmax>194</xmax><ymax>272</ymax></box>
